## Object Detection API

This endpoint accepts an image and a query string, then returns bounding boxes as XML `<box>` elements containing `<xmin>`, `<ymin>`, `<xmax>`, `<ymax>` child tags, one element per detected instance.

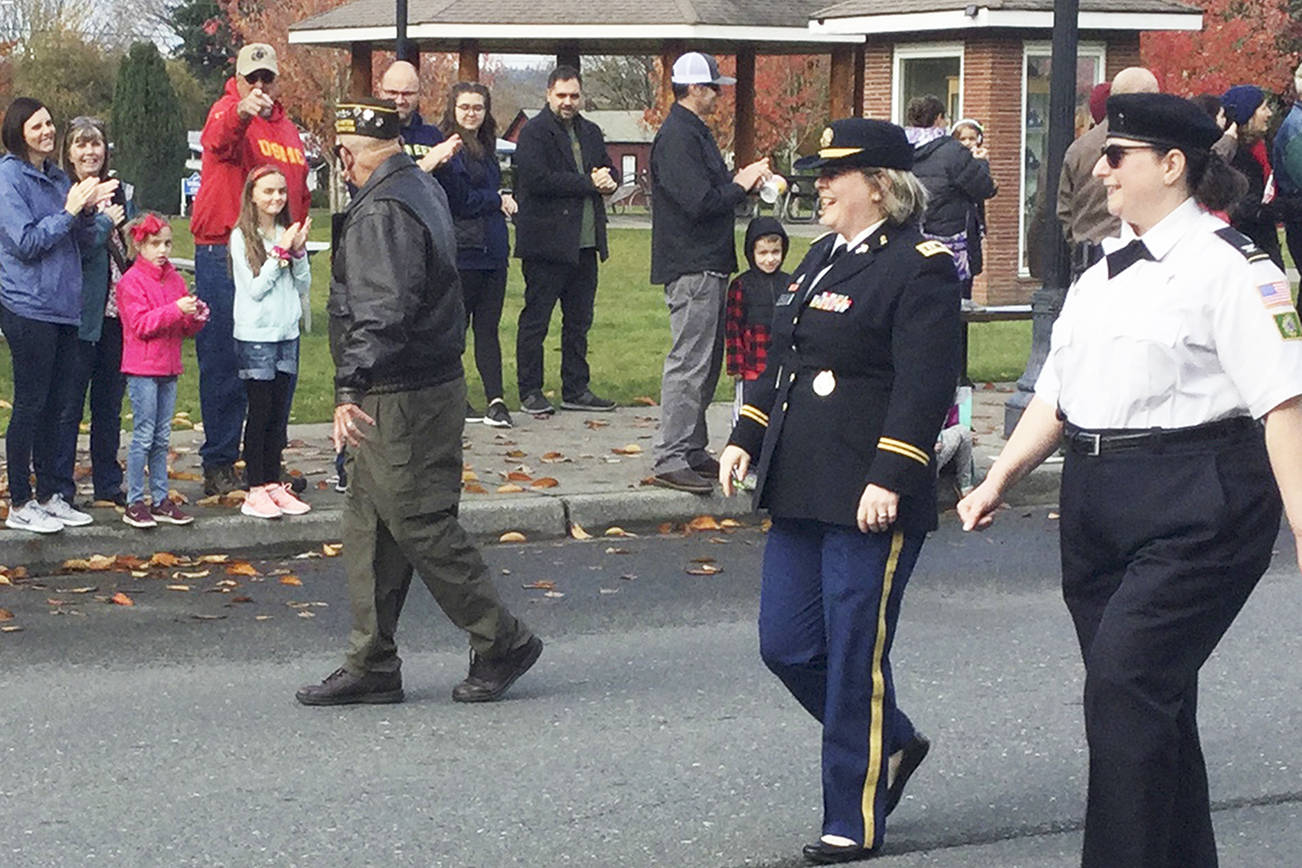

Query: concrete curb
<box><xmin>9</xmin><ymin>466</ymin><xmax>1063</xmax><ymax>571</ymax></box>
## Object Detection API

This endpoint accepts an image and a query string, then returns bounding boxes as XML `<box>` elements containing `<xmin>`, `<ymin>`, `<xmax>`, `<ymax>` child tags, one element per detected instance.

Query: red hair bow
<box><xmin>130</xmin><ymin>213</ymin><xmax>168</xmax><ymax>244</ymax></box>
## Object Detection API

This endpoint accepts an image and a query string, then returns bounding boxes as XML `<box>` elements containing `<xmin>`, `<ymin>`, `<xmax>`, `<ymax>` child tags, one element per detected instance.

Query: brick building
<box><xmin>812</xmin><ymin>0</ymin><xmax>1203</xmax><ymax>303</ymax></box>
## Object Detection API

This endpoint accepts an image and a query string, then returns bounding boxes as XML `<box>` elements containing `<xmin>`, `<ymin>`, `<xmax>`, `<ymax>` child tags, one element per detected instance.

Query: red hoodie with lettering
<box><xmin>190</xmin><ymin>77</ymin><xmax>311</xmax><ymax>245</ymax></box>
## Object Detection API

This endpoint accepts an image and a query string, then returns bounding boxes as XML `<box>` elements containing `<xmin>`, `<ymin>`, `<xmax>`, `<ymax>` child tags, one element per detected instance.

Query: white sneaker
<box><xmin>6</xmin><ymin>500</ymin><xmax>64</xmax><ymax>534</ymax></box>
<box><xmin>39</xmin><ymin>493</ymin><xmax>93</xmax><ymax>527</ymax></box>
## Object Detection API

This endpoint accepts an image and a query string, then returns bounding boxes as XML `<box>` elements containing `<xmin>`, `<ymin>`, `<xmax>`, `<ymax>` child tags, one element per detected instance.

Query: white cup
<box><xmin>758</xmin><ymin>174</ymin><xmax>788</xmax><ymax>205</ymax></box>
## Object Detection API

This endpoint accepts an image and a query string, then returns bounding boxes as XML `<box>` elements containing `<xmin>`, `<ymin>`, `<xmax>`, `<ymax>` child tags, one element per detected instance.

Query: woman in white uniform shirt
<box><xmin>959</xmin><ymin>93</ymin><xmax>1302</xmax><ymax>868</ymax></box>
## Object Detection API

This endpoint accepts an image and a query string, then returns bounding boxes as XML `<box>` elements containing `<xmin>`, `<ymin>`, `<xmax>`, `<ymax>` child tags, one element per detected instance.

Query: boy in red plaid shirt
<box><xmin>726</xmin><ymin>215</ymin><xmax>790</xmax><ymax>388</ymax></box>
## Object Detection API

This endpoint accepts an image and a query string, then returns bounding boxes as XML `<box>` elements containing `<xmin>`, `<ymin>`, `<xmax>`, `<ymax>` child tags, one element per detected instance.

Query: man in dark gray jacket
<box><xmin>297</xmin><ymin>98</ymin><xmax>542</xmax><ymax>708</ymax></box>
<box><xmin>649</xmin><ymin>52</ymin><xmax>769</xmax><ymax>493</ymax></box>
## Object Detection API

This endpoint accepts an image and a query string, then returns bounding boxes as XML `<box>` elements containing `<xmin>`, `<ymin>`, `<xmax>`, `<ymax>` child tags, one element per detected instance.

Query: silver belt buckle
<box><xmin>1083</xmin><ymin>432</ymin><xmax>1101</xmax><ymax>456</ymax></box>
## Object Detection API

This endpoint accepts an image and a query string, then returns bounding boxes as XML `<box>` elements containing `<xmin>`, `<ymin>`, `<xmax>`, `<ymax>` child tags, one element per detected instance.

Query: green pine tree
<box><xmin>112</xmin><ymin>42</ymin><xmax>189</xmax><ymax>214</ymax></box>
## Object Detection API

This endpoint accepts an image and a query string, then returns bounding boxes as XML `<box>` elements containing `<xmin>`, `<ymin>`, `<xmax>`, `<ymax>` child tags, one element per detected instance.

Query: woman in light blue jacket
<box><xmin>0</xmin><ymin>98</ymin><xmax>118</xmax><ymax>534</ymax></box>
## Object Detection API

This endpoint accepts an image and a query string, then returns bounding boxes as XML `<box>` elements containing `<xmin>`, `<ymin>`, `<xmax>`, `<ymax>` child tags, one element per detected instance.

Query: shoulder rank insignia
<box><xmin>1273</xmin><ymin>310</ymin><xmax>1302</xmax><ymax>340</ymax></box>
<box><xmin>1213</xmin><ymin>226</ymin><xmax>1271</xmax><ymax>263</ymax></box>
<box><xmin>915</xmin><ymin>240</ymin><xmax>951</xmax><ymax>258</ymax></box>
<box><xmin>809</xmin><ymin>291</ymin><xmax>853</xmax><ymax>313</ymax></box>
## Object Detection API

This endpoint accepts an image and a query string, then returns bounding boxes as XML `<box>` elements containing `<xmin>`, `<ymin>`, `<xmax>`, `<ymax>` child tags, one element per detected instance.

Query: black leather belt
<box><xmin>1063</xmin><ymin>417</ymin><xmax>1257</xmax><ymax>456</ymax></box>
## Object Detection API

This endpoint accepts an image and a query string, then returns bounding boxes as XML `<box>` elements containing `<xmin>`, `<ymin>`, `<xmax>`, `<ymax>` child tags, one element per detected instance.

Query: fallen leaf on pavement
<box><xmin>196</xmin><ymin>495</ymin><xmax>222</xmax><ymax>507</ymax></box>
<box><xmin>605</xmin><ymin>547</ymin><xmax>630</xmax><ymax>555</ymax></box>
<box><xmin>168</xmin><ymin>489</ymin><xmax>189</xmax><ymax>505</ymax></box>
<box><xmin>0</xmin><ymin>575</ymin><xmax>10</xmax><ymax>587</ymax></box>
<box><xmin>1</xmin><ymin>625</ymin><xmax>22</xmax><ymax>633</ymax></box>
<box><xmin>286</xmin><ymin>601</ymin><xmax>311</xmax><ymax>609</ymax></box>
<box><xmin>658</xmin><ymin>522</ymin><xmax>677</xmax><ymax>535</ymax></box>
<box><xmin>216</xmin><ymin>579</ymin><xmax>239</xmax><ymax>588</ymax></box>
<box><xmin>254</xmin><ymin>615</ymin><xmax>273</xmax><ymax>621</ymax></box>
<box><xmin>720</xmin><ymin>519</ymin><xmax>743</xmax><ymax>528</ymax></box>
<box><xmin>505</xmin><ymin>449</ymin><xmax>527</xmax><ymax>459</ymax></box>
<box><xmin>47</xmin><ymin>598</ymin><xmax>67</xmax><ymax>606</ymax></box>
<box><xmin>220</xmin><ymin>490</ymin><xmax>248</xmax><ymax>505</ymax></box>
<box><xmin>686</xmin><ymin>564</ymin><xmax>723</xmax><ymax>576</ymax></box>
<box><xmin>189</xmin><ymin>613</ymin><xmax>227</xmax><ymax>621</ymax></box>
<box><xmin>67</xmin><ymin>586</ymin><xmax>98</xmax><ymax>594</ymax></box>
<box><xmin>168</xmin><ymin>470</ymin><xmax>203</xmax><ymax>481</ymax></box>
<box><xmin>462</xmin><ymin>469</ymin><xmax>479</xmax><ymax>482</ymax></box>
<box><xmin>231</xmin><ymin>596</ymin><xmax>254</xmax><ymax>604</ymax></box>
<box><xmin>543</xmin><ymin>590</ymin><xmax>565</xmax><ymax>599</ymax></box>
<box><xmin>604</xmin><ymin>527</ymin><xmax>630</xmax><ymax>537</ymax></box>
<box><xmin>691</xmin><ymin>556</ymin><xmax>716</xmax><ymax>564</ymax></box>
<box><xmin>109</xmin><ymin>592</ymin><xmax>135</xmax><ymax>606</ymax></box>
<box><xmin>633</xmin><ymin>396</ymin><xmax>658</xmax><ymax>406</ymax></box>
<box><xmin>280</xmin><ymin>575</ymin><xmax>303</xmax><ymax>586</ymax></box>
<box><xmin>8</xmin><ymin>566</ymin><xmax>27</xmax><ymax>580</ymax></box>
<box><xmin>130</xmin><ymin>570</ymin><xmax>149</xmax><ymax>578</ymax></box>
<box><xmin>496</xmin><ymin>483</ymin><xmax>525</xmax><ymax>494</ymax></box>
<box><xmin>1048</xmin><ymin>512</ymin><xmax>1060</xmax><ymax>520</ymax></box>
<box><xmin>530</xmin><ymin>477</ymin><xmax>559</xmax><ymax>489</ymax></box>
<box><xmin>297</xmin><ymin>611</ymin><xmax>316</xmax><ymax>619</ymax></box>
<box><xmin>611</xmin><ymin>444</ymin><xmax>643</xmax><ymax>455</ymax></box>
<box><xmin>149</xmin><ymin>552</ymin><xmax>183</xmax><ymax>567</ymax></box>
<box><xmin>91</xmin><ymin>499</ymin><xmax>120</xmax><ymax>508</ymax></box>
<box><xmin>464</xmin><ymin>483</ymin><xmax>488</xmax><ymax>494</ymax></box>
<box><xmin>115</xmin><ymin>555</ymin><xmax>146</xmax><ymax>569</ymax></box>
<box><xmin>522</xmin><ymin>581</ymin><xmax>557</xmax><ymax>590</ymax></box>
<box><xmin>708</xmin><ymin>537</ymin><xmax>730</xmax><ymax>544</ymax></box>
<box><xmin>226</xmin><ymin>562</ymin><xmax>260</xmax><ymax>577</ymax></box>
<box><xmin>60</xmin><ymin>559</ymin><xmax>92</xmax><ymax>571</ymax></box>
<box><xmin>322</xmin><ymin>543</ymin><xmax>343</xmax><ymax>557</ymax></box>
<box><xmin>499</xmin><ymin>531</ymin><xmax>527</xmax><ymax>543</ymax></box>
<box><xmin>506</xmin><ymin>471</ymin><xmax>532</xmax><ymax>482</ymax></box>
<box><xmin>316</xmin><ymin>480</ymin><xmax>329</xmax><ymax>490</ymax></box>
<box><xmin>0</xmin><ymin>608</ymin><xmax>13</xmax><ymax>621</ymax></box>
<box><xmin>687</xmin><ymin>515</ymin><xmax>722</xmax><ymax>532</ymax></box>
<box><xmin>599</xmin><ymin>588</ymin><xmax>620</xmax><ymax>595</ymax></box>
<box><xmin>541</xmin><ymin>451</ymin><xmax>566</xmax><ymax>462</ymax></box>
<box><xmin>570</xmin><ymin>522</ymin><xmax>592</xmax><ymax>540</ymax></box>
<box><xmin>167</xmin><ymin>584</ymin><xmax>191</xmax><ymax>592</ymax></box>
<box><xmin>760</xmin><ymin>518</ymin><xmax>773</xmax><ymax>532</ymax></box>
<box><xmin>293</xmin><ymin>551</ymin><xmax>324</xmax><ymax>559</ymax></box>
<box><xmin>177</xmin><ymin>570</ymin><xmax>210</xmax><ymax>579</ymax></box>
<box><xmin>584</xmin><ymin>419</ymin><xmax>609</xmax><ymax>429</ymax></box>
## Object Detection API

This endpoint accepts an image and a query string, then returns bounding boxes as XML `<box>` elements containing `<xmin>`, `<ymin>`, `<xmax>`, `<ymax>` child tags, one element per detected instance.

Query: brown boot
<box><xmin>295</xmin><ymin>667</ymin><xmax>404</xmax><ymax>706</ymax></box>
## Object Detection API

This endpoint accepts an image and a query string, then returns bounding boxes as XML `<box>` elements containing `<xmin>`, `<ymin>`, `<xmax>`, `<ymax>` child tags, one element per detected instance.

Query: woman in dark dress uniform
<box><xmin>960</xmin><ymin>93</ymin><xmax>1302</xmax><ymax>868</ymax></box>
<box><xmin>720</xmin><ymin>118</ymin><xmax>962</xmax><ymax>865</ymax></box>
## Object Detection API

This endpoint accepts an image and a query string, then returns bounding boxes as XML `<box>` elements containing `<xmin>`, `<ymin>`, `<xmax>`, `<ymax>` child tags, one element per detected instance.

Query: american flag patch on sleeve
<box><xmin>1257</xmin><ymin>280</ymin><xmax>1294</xmax><ymax>309</ymax></box>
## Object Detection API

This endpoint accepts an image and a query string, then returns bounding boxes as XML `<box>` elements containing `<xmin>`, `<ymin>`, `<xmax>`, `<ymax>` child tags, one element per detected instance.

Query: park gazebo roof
<box><xmin>809</xmin><ymin>0</ymin><xmax>1203</xmax><ymax>35</ymax></box>
<box><xmin>288</xmin><ymin>0</ymin><xmax>868</xmax><ymax>54</ymax></box>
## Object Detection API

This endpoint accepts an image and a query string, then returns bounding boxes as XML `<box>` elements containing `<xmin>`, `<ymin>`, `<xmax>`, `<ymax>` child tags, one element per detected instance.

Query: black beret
<box><xmin>1106</xmin><ymin>93</ymin><xmax>1222</xmax><ymax>154</ymax></box>
<box><xmin>335</xmin><ymin>98</ymin><xmax>400</xmax><ymax>140</ymax></box>
<box><xmin>794</xmin><ymin>118</ymin><xmax>913</xmax><ymax>172</ymax></box>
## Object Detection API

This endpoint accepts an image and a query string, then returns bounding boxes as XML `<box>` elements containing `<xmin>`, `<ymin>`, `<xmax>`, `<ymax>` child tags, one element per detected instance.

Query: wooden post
<box><xmin>735</xmin><ymin>47</ymin><xmax>757</xmax><ymax>167</ymax></box>
<box><xmin>829</xmin><ymin>46</ymin><xmax>855</xmax><ymax>121</ymax></box>
<box><xmin>659</xmin><ymin>40</ymin><xmax>686</xmax><ymax>106</ymax></box>
<box><xmin>458</xmin><ymin>39</ymin><xmax>480</xmax><ymax>82</ymax></box>
<box><xmin>556</xmin><ymin>49</ymin><xmax>580</xmax><ymax>72</ymax></box>
<box><xmin>349</xmin><ymin>42</ymin><xmax>373</xmax><ymax>97</ymax></box>
<box><xmin>852</xmin><ymin>45</ymin><xmax>866</xmax><ymax>117</ymax></box>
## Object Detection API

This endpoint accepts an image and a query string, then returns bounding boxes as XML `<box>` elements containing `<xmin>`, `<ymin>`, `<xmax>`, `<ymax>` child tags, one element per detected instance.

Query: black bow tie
<box><xmin>1105</xmin><ymin>239</ymin><xmax>1154</xmax><ymax>279</ymax></box>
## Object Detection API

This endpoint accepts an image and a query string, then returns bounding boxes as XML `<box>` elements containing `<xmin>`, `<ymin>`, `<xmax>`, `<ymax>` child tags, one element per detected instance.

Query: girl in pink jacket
<box><xmin>115</xmin><ymin>213</ymin><xmax>208</xmax><ymax>528</ymax></box>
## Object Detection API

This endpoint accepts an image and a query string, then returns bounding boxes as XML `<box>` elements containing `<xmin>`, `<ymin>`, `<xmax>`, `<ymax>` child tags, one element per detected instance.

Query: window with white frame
<box><xmin>1020</xmin><ymin>42</ymin><xmax>1106</xmax><ymax>275</ymax></box>
<box><xmin>893</xmin><ymin>44</ymin><xmax>965</xmax><ymax>126</ymax></box>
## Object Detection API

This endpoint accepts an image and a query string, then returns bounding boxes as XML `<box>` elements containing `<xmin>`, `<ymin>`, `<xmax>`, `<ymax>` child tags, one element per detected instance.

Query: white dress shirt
<box><xmin>1035</xmin><ymin>197</ymin><xmax>1302</xmax><ymax>428</ymax></box>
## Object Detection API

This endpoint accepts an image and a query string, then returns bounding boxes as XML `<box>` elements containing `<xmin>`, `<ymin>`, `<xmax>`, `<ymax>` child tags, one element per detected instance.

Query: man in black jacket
<box><xmin>297</xmin><ymin>98</ymin><xmax>542</xmax><ymax>708</ymax></box>
<box><xmin>513</xmin><ymin>66</ymin><xmax>618</xmax><ymax>415</ymax></box>
<box><xmin>649</xmin><ymin>52</ymin><xmax>770</xmax><ymax>493</ymax></box>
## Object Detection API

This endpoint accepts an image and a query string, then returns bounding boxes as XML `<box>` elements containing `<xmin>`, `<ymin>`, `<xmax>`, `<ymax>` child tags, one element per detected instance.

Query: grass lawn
<box><xmin>0</xmin><ymin>212</ymin><xmax>1031</xmax><ymax>428</ymax></box>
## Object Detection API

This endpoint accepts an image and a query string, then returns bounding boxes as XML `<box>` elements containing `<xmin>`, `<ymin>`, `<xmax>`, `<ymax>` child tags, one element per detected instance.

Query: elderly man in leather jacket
<box><xmin>296</xmin><ymin>98</ymin><xmax>542</xmax><ymax>708</ymax></box>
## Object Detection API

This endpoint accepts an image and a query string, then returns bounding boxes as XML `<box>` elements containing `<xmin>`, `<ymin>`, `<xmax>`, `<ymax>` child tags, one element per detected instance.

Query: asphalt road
<box><xmin>2</xmin><ymin>509</ymin><xmax>1300</xmax><ymax>867</ymax></box>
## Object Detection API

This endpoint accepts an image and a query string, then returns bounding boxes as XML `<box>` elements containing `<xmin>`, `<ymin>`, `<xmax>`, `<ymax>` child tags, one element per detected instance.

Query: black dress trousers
<box><xmin>1058</xmin><ymin>425</ymin><xmax>1281</xmax><ymax>868</ymax></box>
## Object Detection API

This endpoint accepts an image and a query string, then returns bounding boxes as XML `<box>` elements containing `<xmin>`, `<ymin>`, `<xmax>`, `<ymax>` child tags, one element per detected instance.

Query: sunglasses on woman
<box><xmin>1100</xmin><ymin>143</ymin><xmax>1156</xmax><ymax>168</ymax></box>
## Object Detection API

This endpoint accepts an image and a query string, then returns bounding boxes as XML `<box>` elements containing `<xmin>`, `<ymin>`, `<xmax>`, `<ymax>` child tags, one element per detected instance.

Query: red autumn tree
<box><xmin>1141</xmin><ymin>0</ymin><xmax>1300</xmax><ymax>97</ymax></box>
<box><xmin>642</xmin><ymin>54</ymin><xmax>831</xmax><ymax>170</ymax></box>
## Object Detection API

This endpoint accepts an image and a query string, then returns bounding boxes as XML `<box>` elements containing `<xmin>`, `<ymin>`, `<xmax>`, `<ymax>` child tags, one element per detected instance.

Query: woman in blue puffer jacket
<box><xmin>0</xmin><ymin>98</ymin><xmax>118</xmax><ymax>534</ymax></box>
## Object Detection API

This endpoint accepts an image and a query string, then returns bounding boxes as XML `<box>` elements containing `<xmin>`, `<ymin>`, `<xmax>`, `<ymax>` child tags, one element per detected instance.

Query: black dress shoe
<box><xmin>649</xmin><ymin>468</ymin><xmax>713</xmax><ymax>494</ymax></box>
<box><xmin>690</xmin><ymin>456</ymin><xmax>721</xmax><ymax>479</ymax></box>
<box><xmin>295</xmin><ymin>667</ymin><xmax>404</xmax><ymax>706</ymax></box>
<box><xmin>452</xmin><ymin>635</ymin><xmax>543</xmax><ymax>702</ymax></box>
<box><xmin>885</xmin><ymin>732</ymin><xmax>931</xmax><ymax>815</ymax></box>
<box><xmin>802</xmin><ymin>840</ymin><xmax>876</xmax><ymax>864</ymax></box>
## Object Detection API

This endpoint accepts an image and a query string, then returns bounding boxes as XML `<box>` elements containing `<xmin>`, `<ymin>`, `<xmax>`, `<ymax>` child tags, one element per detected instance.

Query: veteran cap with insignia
<box><xmin>335</xmin><ymin>98</ymin><xmax>401</xmax><ymax>140</ymax></box>
<box><xmin>794</xmin><ymin>118</ymin><xmax>913</xmax><ymax>173</ymax></box>
<box><xmin>1106</xmin><ymin>93</ymin><xmax>1222</xmax><ymax>154</ymax></box>
<box><xmin>236</xmin><ymin>43</ymin><xmax>279</xmax><ymax>78</ymax></box>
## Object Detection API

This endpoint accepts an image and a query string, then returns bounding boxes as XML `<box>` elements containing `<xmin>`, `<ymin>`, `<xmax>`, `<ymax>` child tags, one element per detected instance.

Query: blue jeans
<box><xmin>54</xmin><ymin>316</ymin><xmax>126</xmax><ymax>501</ymax></box>
<box><xmin>0</xmin><ymin>304</ymin><xmax>80</xmax><ymax>505</ymax></box>
<box><xmin>194</xmin><ymin>244</ymin><xmax>246</xmax><ymax>470</ymax></box>
<box><xmin>125</xmin><ymin>375</ymin><xmax>177</xmax><ymax>505</ymax></box>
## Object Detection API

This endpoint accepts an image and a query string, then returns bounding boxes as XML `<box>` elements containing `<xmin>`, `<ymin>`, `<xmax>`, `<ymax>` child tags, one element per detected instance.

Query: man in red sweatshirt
<box><xmin>190</xmin><ymin>43</ymin><xmax>311</xmax><ymax>496</ymax></box>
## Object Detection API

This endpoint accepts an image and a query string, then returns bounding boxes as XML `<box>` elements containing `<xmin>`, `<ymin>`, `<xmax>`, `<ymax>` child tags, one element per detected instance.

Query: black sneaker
<box><xmin>483</xmin><ymin>398</ymin><xmax>513</xmax><ymax>428</ymax></box>
<box><xmin>295</xmin><ymin>667</ymin><xmax>404</xmax><ymax>706</ymax></box>
<box><xmin>560</xmin><ymin>390</ymin><xmax>616</xmax><ymax>412</ymax></box>
<box><xmin>452</xmin><ymin>635</ymin><xmax>543</xmax><ymax>703</ymax></box>
<box><xmin>465</xmin><ymin>402</ymin><xmax>482</xmax><ymax>422</ymax></box>
<box><xmin>520</xmin><ymin>391</ymin><xmax>555</xmax><ymax>416</ymax></box>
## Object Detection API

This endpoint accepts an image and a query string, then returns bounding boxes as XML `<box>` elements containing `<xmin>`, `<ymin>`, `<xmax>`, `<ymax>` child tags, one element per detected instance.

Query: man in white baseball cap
<box><xmin>649</xmin><ymin>52</ymin><xmax>770</xmax><ymax>493</ymax></box>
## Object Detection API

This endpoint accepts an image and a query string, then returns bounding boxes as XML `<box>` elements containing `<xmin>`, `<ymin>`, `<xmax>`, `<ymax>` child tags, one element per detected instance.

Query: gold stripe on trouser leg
<box><xmin>861</xmin><ymin>529</ymin><xmax>905</xmax><ymax>846</ymax></box>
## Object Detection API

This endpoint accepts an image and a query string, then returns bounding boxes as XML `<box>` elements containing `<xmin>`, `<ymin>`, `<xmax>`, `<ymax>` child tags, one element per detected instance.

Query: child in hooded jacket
<box><xmin>116</xmin><ymin>214</ymin><xmax>207</xmax><ymax>528</ymax></box>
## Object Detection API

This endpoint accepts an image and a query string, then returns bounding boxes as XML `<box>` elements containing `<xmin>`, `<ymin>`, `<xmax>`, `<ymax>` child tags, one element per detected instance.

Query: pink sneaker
<box><xmin>266</xmin><ymin>482</ymin><xmax>311</xmax><ymax>515</ymax></box>
<box><xmin>241</xmin><ymin>484</ymin><xmax>282</xmax><ymax>519</ymax></box>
